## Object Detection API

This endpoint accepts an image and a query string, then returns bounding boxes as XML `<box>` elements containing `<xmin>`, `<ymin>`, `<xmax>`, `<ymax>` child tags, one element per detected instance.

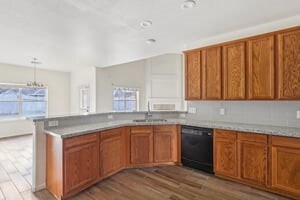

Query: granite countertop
<box><xmin>44</xmin><ymin>118</ymin><xmax>300</xmax><ymax>139</ymax></box>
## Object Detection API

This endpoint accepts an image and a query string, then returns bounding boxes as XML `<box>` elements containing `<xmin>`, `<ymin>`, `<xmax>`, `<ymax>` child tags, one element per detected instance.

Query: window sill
<box><xmin>0</xmin><ymin>117</ymin><xmax>29</xmax><ymax>122</ymax></box>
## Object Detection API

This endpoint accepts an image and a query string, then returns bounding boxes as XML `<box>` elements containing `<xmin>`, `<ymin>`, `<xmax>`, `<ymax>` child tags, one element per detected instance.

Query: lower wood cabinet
<box><xmin>271</xmin><ymin>136</ymin><xmax>300</xmax><ymax>197</ymax></box>
<box><xmin>100</xmin><ymin>128</ymin><xmax>125</xmax><ymax>178</ymax></box>
<box><xmin>153</xmin><ymin>125</ymin><xmax>178</xmax><ymax>163</ymax></box>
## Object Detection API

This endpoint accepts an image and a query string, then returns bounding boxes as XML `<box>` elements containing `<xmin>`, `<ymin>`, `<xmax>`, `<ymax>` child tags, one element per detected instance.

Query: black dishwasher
<box><xmin>181</xmin><ymin>126</ymin><xmax>214</xmax><ymax>174</ymax></box>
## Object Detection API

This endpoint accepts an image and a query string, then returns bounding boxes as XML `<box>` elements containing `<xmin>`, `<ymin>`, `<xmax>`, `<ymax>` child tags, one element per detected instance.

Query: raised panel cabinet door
<box><xmin>185</xmin><ymin>51</ymin><xmax>201</xmax><ymax>100</ymax></box>
<box><xmin>154</xmin><ymin>125</ymin><xmax>177</xmax><ymax>163</ymax></box>
<box><xmin>248</xmin><ymin>35</ymin><xmax>275</xmax><ymax>99</ymax></box>
<box><xmin>214</xmin><ymin>138</ymin><xmax>238</xmax><ymax>178</ymax></box>
<box><xmin>130</xmin><ymin>127</ymin><xmax>153</xmax><ymax>165</ymax></box>
<box><xmin>64</xmin><ymin>142</ymin><xmax>99</xmax><ymax>195</ymax></box>
<box><xmin>202</xmin><ymin>46</ymin><xmax>222</xmax><ymax>99</ymax></box>
<box><xmin>223</xmin><ymin>42</ymin><xmax>246</xmax><ymax>99</ymax></box>
<box><xmin>239</xmin><ymin>141</ymin><xmax>268</xmax><ymax>186</ymax></box>
<box><xmin>100</xmin><ymin>129</ymin><xmax>124</xmax><ymax>177</ymax></box>
<box><xmin>278</xmin><ymin>30</ymin><xmax>300</xmax><ymax>99</ymax></box>
<box><xmin>271</xmin><ymin>146</ymin><xmax>300</xmax><ymax>196</ymax></box>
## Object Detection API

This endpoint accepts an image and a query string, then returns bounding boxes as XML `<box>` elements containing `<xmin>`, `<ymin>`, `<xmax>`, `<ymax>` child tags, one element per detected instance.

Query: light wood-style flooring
<box><xmin>0</xmin><ymin>135</ymin><xmax>289</xmax><ymax>200</ymax></box>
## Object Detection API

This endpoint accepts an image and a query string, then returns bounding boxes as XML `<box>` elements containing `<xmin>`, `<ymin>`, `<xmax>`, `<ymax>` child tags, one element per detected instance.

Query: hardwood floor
<box><xmin>0</xmin><ymin>135</ymin><xmax>289</xmax><ymax>200</ymax></box>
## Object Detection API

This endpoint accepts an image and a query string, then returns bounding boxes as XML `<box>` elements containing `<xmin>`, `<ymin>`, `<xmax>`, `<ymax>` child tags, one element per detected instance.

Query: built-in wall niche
<box><xmin>79</xmin><ymin>85</ymin><xmax>90</xmax><ymax>113</ymax></box>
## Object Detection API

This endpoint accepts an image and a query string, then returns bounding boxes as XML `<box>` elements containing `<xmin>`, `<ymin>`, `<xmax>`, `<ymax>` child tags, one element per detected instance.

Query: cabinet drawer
<box><xmin>271</xmin><ymin>136</ymin><xmax>300</xmax><ymax>149</ymax></box>
<box><xmin>64</xmin><ymin>133</ymin><xmax>99</xmax><ymax>149</ymax></box>
<box><xmin>214</xmin><ymin>129</ymin><xmax>237</xmax><ymax>140</ymax></box>
<box><xmin>238</xmin><ymin>132</ymin><xmax>268</xmax><ymax>144</ymax></box>
<box><xmin>131</xmin><ymin>126</ymin><xmax>153</xmax><ymax>134</ymax></box>
<box><xmin>154</xmin><ymin>125</ymin><xmax>176</xmax><ymax>133</ymax></box>
<box><xmin>101</xmin><ymin>128</ymin><xmax>122</xmax><ymax>140</ymax></box>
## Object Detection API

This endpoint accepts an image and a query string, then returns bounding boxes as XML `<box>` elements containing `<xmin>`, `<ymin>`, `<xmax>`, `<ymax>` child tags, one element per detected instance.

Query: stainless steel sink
<box><xmin>133</xmin><ymin>119</ymin><xmax>167</xmax><ymax>123</ymax></box>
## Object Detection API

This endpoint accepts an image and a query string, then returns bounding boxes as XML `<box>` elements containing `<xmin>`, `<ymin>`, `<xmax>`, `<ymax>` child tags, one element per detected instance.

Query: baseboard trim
<box><xmin>32</xmin><ymin>183</ymin><xmax>46</xmax><ymax>192</ymax></box>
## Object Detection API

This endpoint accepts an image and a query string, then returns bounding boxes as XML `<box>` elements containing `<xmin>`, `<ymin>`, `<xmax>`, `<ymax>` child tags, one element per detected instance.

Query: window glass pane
<box><xmin>22</xmin><ymin>102</ymin><xmax>47</xmax><ymax>116</ymax></box>
<box><xmin>113</xmin><ymin>100</ymin><xmax>125</xmax><ymax>111</ymax></box>
<box><xmin>0</xmin><ymin>87</ymin><xmax>19</xmax><ymax>101</ymax></box>
<box><xmin>0</xmin><ymin>102</ymin><xmax>19</xmax><ymax>116</ymax></box>
<box><xmin>126</xmin><ymin>101</ymin><xmax>137</xmax><ymax>111</ymax></box>
<box><xmin>113</xmin><ymin>88</ymin><xmax>125</xmax><ymax>100</ymax></box>
<box><xmin>22</xmin><ymin>88</ymin><xmax>46</xmax><ymax>101</ymax></box>
<box><xmin>125</xmin><ymin>91</ymin><xmax>136</xmax><ymax>100</ymax></box>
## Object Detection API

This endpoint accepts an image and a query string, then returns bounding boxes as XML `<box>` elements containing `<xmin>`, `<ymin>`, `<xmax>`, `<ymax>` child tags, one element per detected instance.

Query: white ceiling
<box><xmin>0</xmin><ymin>0</ymin><xmax>300</xmax><ymax>71</ymax></box>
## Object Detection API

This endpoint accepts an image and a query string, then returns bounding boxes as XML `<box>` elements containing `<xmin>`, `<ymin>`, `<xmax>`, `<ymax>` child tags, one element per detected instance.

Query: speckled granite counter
<box><xmin>45</xmin><ymin>118</ymin><xmax>300</xmax><ymax>138</ymax></box>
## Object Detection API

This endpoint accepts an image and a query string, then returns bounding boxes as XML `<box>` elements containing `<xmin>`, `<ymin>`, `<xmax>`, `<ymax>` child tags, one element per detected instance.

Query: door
<box><xmin>100</xmin><ymin>128</ymin><xmax>124</xmax><ymax>177</ymax></box>
<box><xmin>239</xmin><ymin>141</ymin><xmax>268</xmax><ymax>186</ymax></box>
<box><xmin>64</xmin><ymin>140</ymin><xmax>98</xmax><ymax>195</ymax></box>
<box><xmin>278</xmin><ymin>29</ymin><xmax>300</xmax><ymax>99</ymax></box>
<box><xmin>153</xmin><ymin>125</ymin><xmax>178</xmax><ymax>163</ymax></box>
<box><xmin>130</xmin><ymin>126</ymin><xmax>153</xmax><ymax>165</ymax></box>
<box><xmin>185</xmin><ymin>51</ymin><xmax>201</xmax><ymax>100</ymax></box>
<box><xmin>202</xmin><ymin>46</ymin><xmax>222</xmax><ymax>99</ymax></box>
<box><xmin>214</xmin><ymin>130</ymin><xmax>238</xmax><ymax>178</ymax></box>
<box><xmin>248</xmin><ymin>35</ymin><xmax>275</xmax><ymax>99</ymax></box>
<box><xmin>223</xmin><ymin>42</ymin><xmax>246</xmax><ymax>99</ymax></box>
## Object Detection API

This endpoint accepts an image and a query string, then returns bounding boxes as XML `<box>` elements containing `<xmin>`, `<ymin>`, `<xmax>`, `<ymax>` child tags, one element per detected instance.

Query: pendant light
<box><xmin>26</xmin><ymin>58</ymin><xmax>45</xmax><ymax>88</ymax></box>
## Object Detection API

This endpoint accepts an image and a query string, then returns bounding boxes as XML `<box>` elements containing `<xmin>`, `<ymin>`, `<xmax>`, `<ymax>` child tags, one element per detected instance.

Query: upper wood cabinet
<box><xmin>202</xmin><ymin>47</ymin><xmax>222</xmax><ymax>99</ymax></box>
<box><xmin>223</xmin><ymin>42</ymin><xmax>246</xmax><ymax>100</ymax></box>
<box><xmin>100</xmin><ymin>128</ymin><xmax>125</xmax><ymax>178</ymax></box>
<box><xmin>238</xmin><ymin>133</ymin><xmax>268</xmax><ymax>186</ymax></box>
<box><xmin>248</xmin><ymin>35</ymin><xmax>275</xmax><ymax>99</ymax></box>
<box><xmin>63</xmin><ymin>133</ymin><xmax>99</xmax><ymax>196</ymax></box>
<box><xmin>271</xmin><ymin>136</ymin><xmax>300</xmax><ymax>197</ymax></box>
<box><xmin>278</xmin><ymin>29</ymin><xmax>300</xmax><ymax>99</ymax></box>
<box><xmin>185</xmin><ymin>51</ymin><xmax>201</xmax><ymax>100</ymax></box>
<box><xmin>214</xmin><ymin>129</ymin><xmax>238</xmax><ymax>178</ymax></box>
<box><xmin>153</xmin><ymin>125</ymin><xmax>178</xmax><ymax>163</ymax></box>
<box><xmin>130</xmin><ymin>126</ymin><xmax>153</xmax><ymax>165</ymax></box>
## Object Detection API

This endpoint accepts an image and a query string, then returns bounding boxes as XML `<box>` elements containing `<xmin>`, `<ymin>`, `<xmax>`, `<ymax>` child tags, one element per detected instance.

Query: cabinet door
<box><xmin>278</xmin><ymin>30</ymin><xmax>300</xmax><ymax>99</ymax></box>
<box><xmin>239</xmin><ymin>141</ymin><xmax>268</xmax><ymax>186</ymax></box>
<box><xmin>271</xmin><ymin>136</ymin><xmax>300</xmax><ymax>196</ymax></box>
<box><xmin>64</xmin><ymin>141</ymin><xmax>98</xmax><ymax>195</ymax></box>
<box><xmin>202</xmin><ymin>47</ymin><xmax>222</xmax><ymax>99</ymax></box>
<box><xmin>100</xmin><ymin>128</ymin><xmax>124</xmax><ymax>177</ymax></box>
<box><xmin>214</xmin><ymin>130</ymin><xmax>238</xmax><ymax>178</ymax></box>
<box><xmin>223</xmin><ymin>42</ymin><xmax>246</xmax><ymax>99</ymax></box>
<box><xmin>185</xmin><ymin>51</ymin><xmax>201</xmax><ymax>100</ymax></box>
<box><xmin>248</xmin><ymin>35</ymin><xmax>275</xmax><ymax>99</ymax></box>
<box><xmin>130</xmin><ymin>126</ymin><xmax>153</xmax><ymax>165</ymax></box>
<box><xmin>154</xmin><ymin>125</ymin><xmax>178</xmax><ymax>163</ymax></box>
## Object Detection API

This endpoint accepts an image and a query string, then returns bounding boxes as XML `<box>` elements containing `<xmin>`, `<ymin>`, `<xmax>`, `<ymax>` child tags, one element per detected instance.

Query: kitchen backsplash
<box><xmin>186</xmin><ymin>101</ymin><xmax>300</xmax><ymax>128</ymax></box>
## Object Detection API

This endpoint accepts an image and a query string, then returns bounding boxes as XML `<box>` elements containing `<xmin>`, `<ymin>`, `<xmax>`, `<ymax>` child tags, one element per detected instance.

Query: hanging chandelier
<box><xmin>27</xmin><ymin>58</ymin><xmax>45</xmax><ymax>88</ymax></box>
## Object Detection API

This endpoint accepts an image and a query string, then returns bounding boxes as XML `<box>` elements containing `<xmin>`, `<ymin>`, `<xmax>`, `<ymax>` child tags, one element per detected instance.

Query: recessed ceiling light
<box><xmin>146</xmin><ymin>39</ymin><xmax>156</xmax><ymax>44</ymax></box>
<box><xmin>140</xmin><ymin>20</ymin><xmax>152</xmax><ymax>28</ymax></box>
<box><xmin>181</xmin><ymin>0</ymin><xmax>196</xmax><ymax>9</ymax></box>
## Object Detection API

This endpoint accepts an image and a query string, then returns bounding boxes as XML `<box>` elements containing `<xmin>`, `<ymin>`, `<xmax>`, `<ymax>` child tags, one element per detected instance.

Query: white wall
<box><xmin>70</xmin><ymin>67</ymin><xmax>96</xmax><ymax>113</ymax></box>
<box><xmin>0</xmin><ymin>63</ymin><xmax>70</xmax><ymax>138</ymax></box>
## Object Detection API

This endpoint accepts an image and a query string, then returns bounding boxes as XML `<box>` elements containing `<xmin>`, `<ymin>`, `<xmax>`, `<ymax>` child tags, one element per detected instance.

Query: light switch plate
<box><xmin>48</xmin><ymin>120</ymin><xmax>59</xmax><ymax>127</ymax></box>
<box><xmin>108</xmin><ymin>114</ymin><xmax>113</xmax><ymax>119</ymax></box>
<box><xmin>220</xmin><ymin>108</ymin><xmax>226</xmax><ymax>116</ymax></box>
<box><xmin>188</xmin><ymin>107</ymin><xmax>197</xmax><ymax>114</ymax></box>
<box><xmin>297</xmin><ymin>110</ymin><xmax>300</xmax><ymax>119</ymax></box>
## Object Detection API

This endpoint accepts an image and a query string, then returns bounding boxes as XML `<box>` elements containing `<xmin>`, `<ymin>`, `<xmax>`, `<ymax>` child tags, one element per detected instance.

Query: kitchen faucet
<box><xmin>146</xmin><ymin>101</ymin><xmax>152</xmax><ymax>119</ymax></box>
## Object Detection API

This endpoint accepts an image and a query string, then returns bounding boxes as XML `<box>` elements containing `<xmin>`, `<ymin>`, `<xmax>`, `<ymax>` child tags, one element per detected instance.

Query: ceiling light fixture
<box><xmin>146</xmin><ymin>39</ymin><xmax>156</xmax><ymax>44</ymax></box>
<box><xmin>27</xmin><ymin>58</ymin><xmax>45</xmax><ymax>88</ymax></box>
<box><xmin>140</xmin><ymin>20</ymin><xmax>152</xmax><ymax>28</ymax></box>
<box><xmin>181</xmin><ymin>0</ymin><xmax>196</xmax><ymax>9</ymax></box>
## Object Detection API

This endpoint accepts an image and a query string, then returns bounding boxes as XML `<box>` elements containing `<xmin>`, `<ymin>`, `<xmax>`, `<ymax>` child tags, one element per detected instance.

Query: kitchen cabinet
<box><xmin>223</xmin><ymin>42</ymin><xmax>246</xmax><ymax>100</ymax></box>
<box><xmin>248</xmin><ymin>35</ymin><xmax>275</xmax><ymax>99</ymax></box>
<box><xmin>271</xmin><ymin>136</ymin><xmax>300</xmax><ymax>197</ymax></box>
<box><xmin>185</xmin><ymin>51</ymin><xmax>201</xmax><ymax>100</ymax></box>
<box><xmin>63</xmin><ymin>133</ymin><xmax>99</xmax><ymax>196</ymax></box>
<box><xmin>100</xmin><ymin>128</ymin><xmax>125</xmax><ymax>178</ymax></box>
<box><xmin>238</xmin><ymin>133</ymin><xmax>268</xmax><ymax>186</ymax></box>
<box><xmin>130</xmin><ymin>126</ymin><xmax>154</xmax><ymax>165</ymax></box>
<box><xmin>202</xmin><ymin>46</ymin><xmax>222</xmax><ymax>99</ymax></box>
<box><xmin>214</xmin><ymin>129</ymin><xmax>238</xmax><ymax>178</ymax></box>
<box><xmin>153</xmin><ymin>125</ymin><xmax>178</xmax><ymax>163</ymax></box>
<box><xmin>278</xmin><ymin>29</ymin><xmax>300</xmax><ymax>99</ymax></box>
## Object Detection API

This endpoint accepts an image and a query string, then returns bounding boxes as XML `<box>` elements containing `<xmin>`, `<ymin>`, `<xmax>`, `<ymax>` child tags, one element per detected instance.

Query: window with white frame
<box><xmin>113</xmin><ymin>86</ymin><xmax>139</xmax><ymax>112</ymax></box>
<box><xmin>0</xmin><ymin>84</ymin><xmax>47</xmax><ymax>119</ymax></box>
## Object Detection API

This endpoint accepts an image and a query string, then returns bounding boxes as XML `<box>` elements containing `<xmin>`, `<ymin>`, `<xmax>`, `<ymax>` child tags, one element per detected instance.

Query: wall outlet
<box><xmin>108</xmin><ymin>114</ymin><xmax>113</xmax><ymax>119</ymax></box>
<box><xmin>188</xmin><ymin>107</ymin><xmax>197</xmax><ymax>114</ymax></box>
<box><xmin>220</xmin><ymin>108</ymin><xmax>226</xmax><ymax>116</ymax></box>
<box><xmin>297</xmin><ymin>110</ymin><xmax>300</xmax><ymax>119</ymax></box>
<box><xmin>48</xmin><ymin>120</ymin><xmax>59</xmax><ymax>127</ymax></box>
